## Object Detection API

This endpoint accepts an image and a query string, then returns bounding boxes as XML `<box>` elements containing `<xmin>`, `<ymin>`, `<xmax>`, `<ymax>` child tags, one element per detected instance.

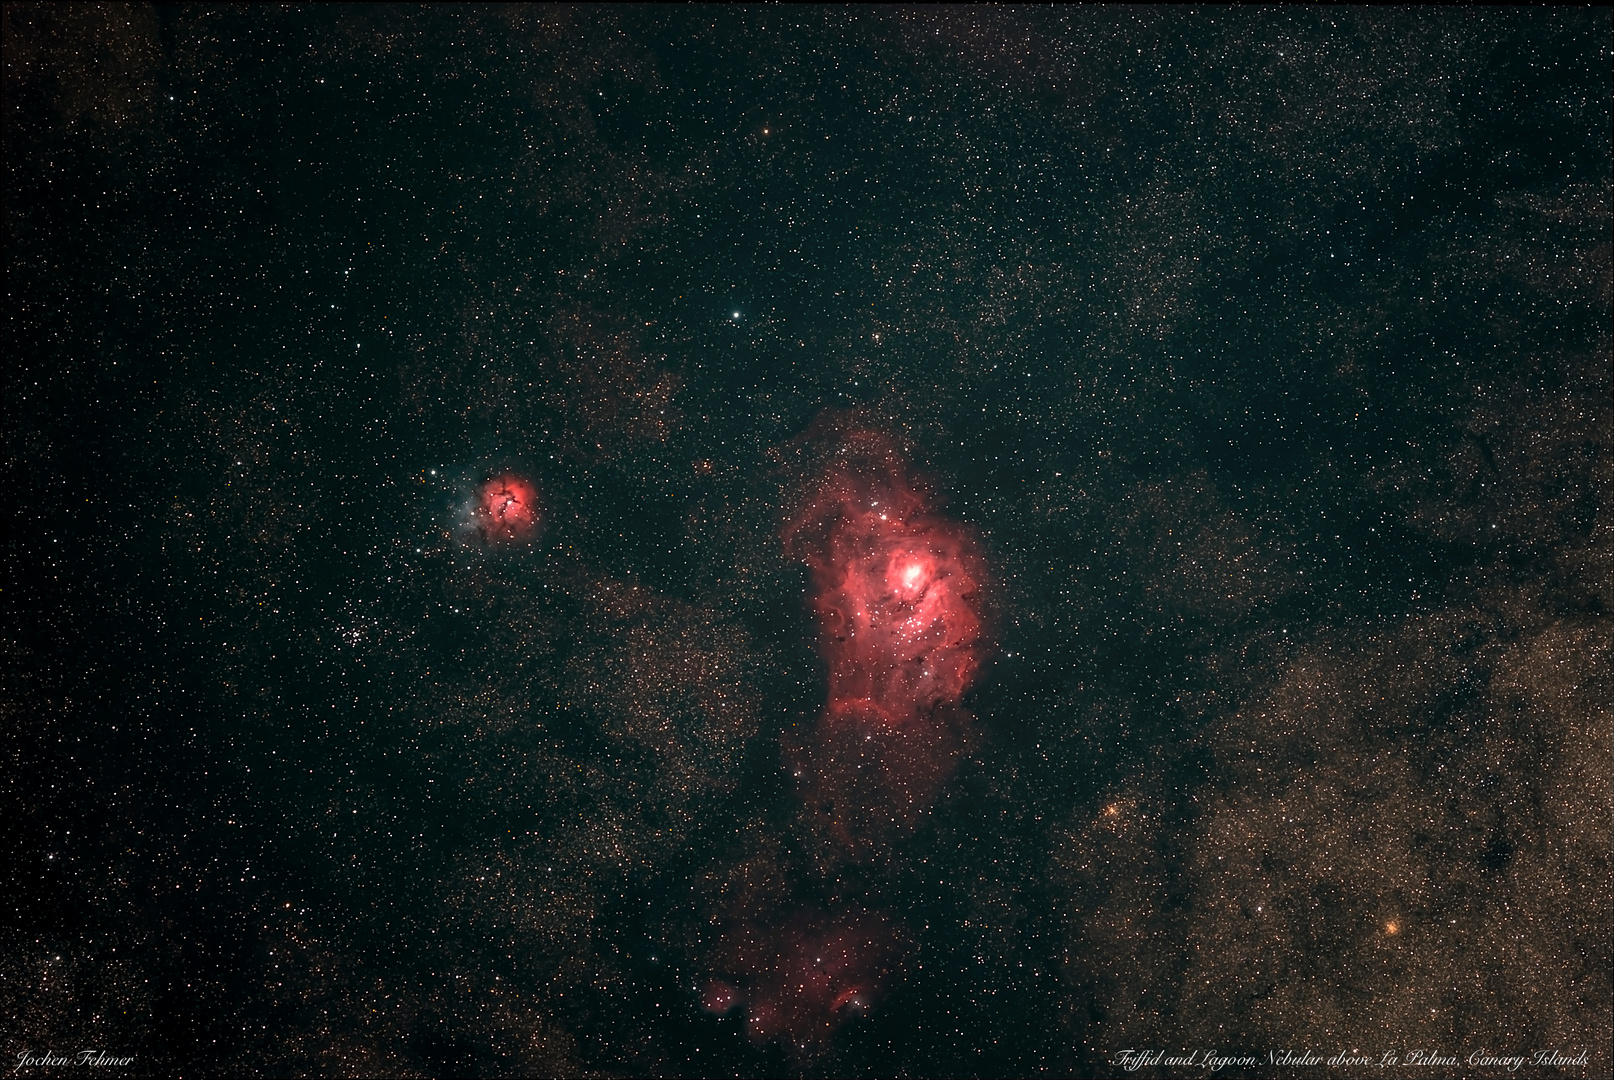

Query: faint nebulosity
<box><xmin>4</xmin><ymin>5</ymin><xmax>1609</xmax><ymax>1078</ymax></box>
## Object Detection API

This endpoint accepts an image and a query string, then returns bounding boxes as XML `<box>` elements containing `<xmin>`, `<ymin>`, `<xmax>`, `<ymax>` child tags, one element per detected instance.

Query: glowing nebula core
<box><xmin>783</xmin><ymin>430</ymin><xmax>988</xmax><ymax>850</ymax></box>
<box><xmin>473</xmin><ymin>473</ymin><xmax>540</xmax><ymax>543</ymax></box>
<box><xmin>803</xmin><ymin>492</ymin><xmax>982</xmax><ymax>730</ymax></box>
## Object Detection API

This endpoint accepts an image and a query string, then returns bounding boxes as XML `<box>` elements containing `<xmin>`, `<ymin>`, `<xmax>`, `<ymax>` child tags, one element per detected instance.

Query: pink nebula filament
<box><xmin>710</xmin><ymin>909</ymin><xmax>900</xmax><ymax>1049</ymax></box>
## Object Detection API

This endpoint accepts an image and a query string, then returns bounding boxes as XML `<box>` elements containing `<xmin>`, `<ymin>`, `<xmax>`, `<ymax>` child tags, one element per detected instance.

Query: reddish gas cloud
<box><xmin>782</xmin><ymin>427</ymin><xmax>987</xmax><ymax>850</ymax></box>
<box><xmin>701</xmin><ymin>908</ymin><xmax>903</xmax><ymax>1050</ymax></box>
<box><xmin>692</xmin><ymin>425</ymin><xmax>971</xmax><ymax>1049</ymax></box>
<box><xmin>474</xmin><ymin>473</ymin><xmax>540</xmax><ymax>543</ymax></box>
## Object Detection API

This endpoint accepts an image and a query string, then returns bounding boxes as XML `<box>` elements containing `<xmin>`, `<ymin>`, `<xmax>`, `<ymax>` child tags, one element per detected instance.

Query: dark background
<box><xmin>4</xmin><ymin>6</ymin><xmax>1609</xmax><ymax>1077</ymax></box>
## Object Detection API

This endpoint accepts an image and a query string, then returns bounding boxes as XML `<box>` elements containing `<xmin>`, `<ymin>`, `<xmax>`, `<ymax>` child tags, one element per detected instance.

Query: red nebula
<box><xmin>474</xmin><ymin>473</ymin><xmax>540</xmax><ymax>543</ymax></box>
<box><xmin>705</xmin><ymin>908</ymin><xmax>903</xmax><ymax>1049</ymax></box>
<box><xmin>782</xmin><ymin>428</ymin><xmax>987</xmax><ymax>850</ymax></box>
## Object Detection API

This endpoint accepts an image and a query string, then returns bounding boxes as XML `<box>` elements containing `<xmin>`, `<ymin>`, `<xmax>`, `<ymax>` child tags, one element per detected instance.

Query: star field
<box><xmin>5</xmin><ymin>6</ymin><xmax>1609</xmax><ymax>1078</ymax></box>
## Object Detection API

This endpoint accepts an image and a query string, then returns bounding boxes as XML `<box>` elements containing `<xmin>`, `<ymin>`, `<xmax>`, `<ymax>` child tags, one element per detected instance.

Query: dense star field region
<box><xmin>3</xmin><ymin>6</ymin><xmax>1610</xmax><ymax>1078</ymax></box>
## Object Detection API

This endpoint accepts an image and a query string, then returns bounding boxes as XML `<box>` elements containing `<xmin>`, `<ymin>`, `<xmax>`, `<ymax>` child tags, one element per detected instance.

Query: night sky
<box><xmin>5</xmin><ymin>6</ymin><xmax>1610</xmax><ymax>1078</ymax></box>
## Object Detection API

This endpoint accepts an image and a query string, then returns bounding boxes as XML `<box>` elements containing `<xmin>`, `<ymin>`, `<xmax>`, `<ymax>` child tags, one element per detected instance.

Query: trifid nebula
<box><xmin>4</xmin><ymin>6</ymin><xmax>1609</xmax><ymax>1078</ymax></box>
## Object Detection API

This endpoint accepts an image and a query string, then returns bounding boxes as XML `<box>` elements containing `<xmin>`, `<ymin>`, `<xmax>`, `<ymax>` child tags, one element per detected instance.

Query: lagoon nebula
<box><xmin>783</xmin><ymin>426</ymin><xmax>987</xmax><ymax>853</ymax></box>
